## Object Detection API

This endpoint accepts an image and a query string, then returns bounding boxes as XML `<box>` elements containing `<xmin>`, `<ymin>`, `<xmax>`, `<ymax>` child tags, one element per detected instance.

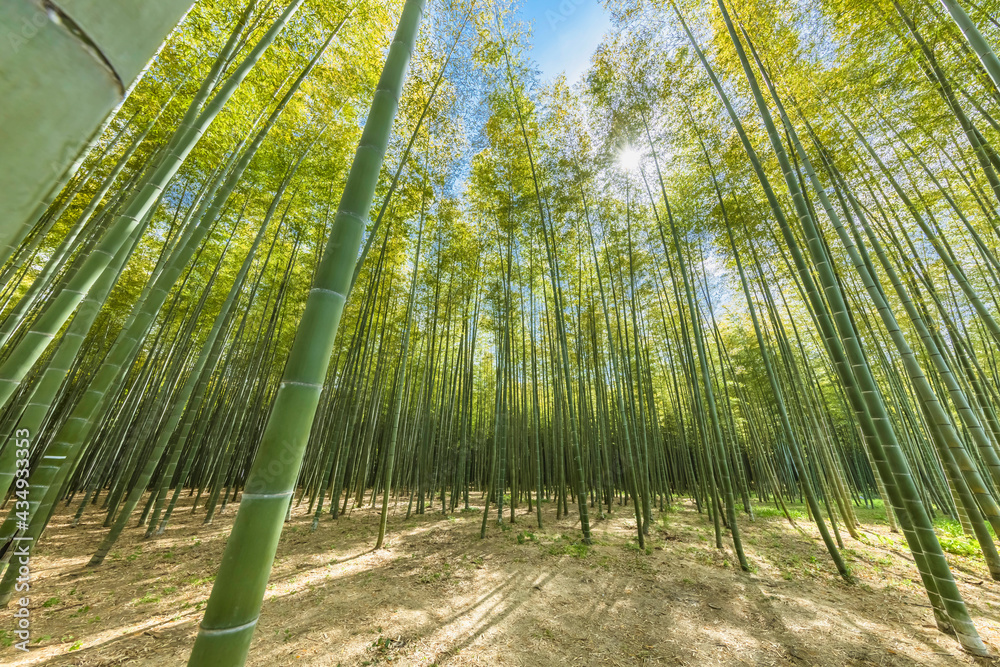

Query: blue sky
<box><xmin>516</xmin><ymin>0</ymin><xmax>611</xmax><ymax>84</ymax></box>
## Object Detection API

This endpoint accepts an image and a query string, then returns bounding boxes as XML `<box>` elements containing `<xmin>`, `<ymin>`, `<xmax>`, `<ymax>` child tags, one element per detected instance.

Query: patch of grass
<box><xmin>860</xmin><ymin>532</ymin><xmax>905</xmax><ymax>552</ymax></box>
<box><xmin>516</xmin><ymin>530</ymin><xmax>536</xmax><ymax>544</ymax></box>
<box><xmin>938</xmin><ymin>534</ymin><xmax>979</xmax><ymax>558</ymax></box>
<box><xmin>623</xmin><ymin>539</ymin><xmax>652</xmax><ymax>556</ymax></box>
<box><xmin>935</xmin><ymin>518</ymin><xmax>965</xmax><ymax>538</ymax></box>
<box><xmin>70</xmin><ymin>605</ymin><xmax>90</xmax><ymax>618</ymax></box>
<box><xmin>852</xmin><ymin>500</ymin><xmax>892</xmax><ymax>525</ymax></box>
<box><xmin>871</xmin><ymin>553</ymin><xmax>893</xmax><ymax>569</ymax></box>
<box><xmin>0</xmin><ymin>629</ymin><xmax>13</xmax><ymax>647</ymax></box>
<box><xmin>69</xmin><ymin>640</ymin><xmax>83</xmax><ymax>651</ymax></box>
<box><xmin>694</xmin><ymin>550</ymin><xmax>718</xmax><ymax>566</ymax></box>
<box><xmin>136</xmin><ymin>594</ymin><xmax>160</xmax><ymax>605</ymax></box>
<box><xmin>42</xmin><ymin>596</ymin><xmax>60</xmax><ymax>608</ymax></box>
<box><xmin>545</xmin><ymin>534</ymin><xmax>590</xmax><ymax>558</ymax></box>
<box><xmin>752</xmin><ymin>504</ymin><xmax>806</xmax><ymax>520</ymax></box>
<box><xmin>418</xmin><ymin>563</ymin><xmax>451</xmax><ymax>584</ymax></box>
<box><xmin>934</xmin><ymin>518</ymin><xmax>984</xmax><ymax>558</ymax></box>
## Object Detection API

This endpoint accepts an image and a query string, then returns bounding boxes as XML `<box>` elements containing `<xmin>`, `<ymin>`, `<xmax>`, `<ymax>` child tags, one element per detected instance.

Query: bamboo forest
<box><xmin>8</xmin><ymin>0</ymin><xmax>1000</xmax><ymax>664</ymax></box>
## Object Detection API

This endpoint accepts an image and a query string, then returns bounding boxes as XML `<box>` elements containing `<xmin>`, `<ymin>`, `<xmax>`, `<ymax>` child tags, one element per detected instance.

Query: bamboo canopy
<box><xmin>2</xmin><ymin>0</ymin><xmax>1000</xmax><ymax>663</ymax></box>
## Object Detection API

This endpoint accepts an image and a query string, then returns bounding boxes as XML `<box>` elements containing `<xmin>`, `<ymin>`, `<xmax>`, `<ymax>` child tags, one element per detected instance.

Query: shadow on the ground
<box><xmin>5</xmin><ymin>495</ymin><xmax>1000</xmax><ymax>666</ymax></box>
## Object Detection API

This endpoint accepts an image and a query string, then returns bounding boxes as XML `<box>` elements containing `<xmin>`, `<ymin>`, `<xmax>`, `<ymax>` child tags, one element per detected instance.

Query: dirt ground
<box><xmin>3</xmin><ymin>492</ymin><xmax>1000</xmax><ymax>666</ymax></box>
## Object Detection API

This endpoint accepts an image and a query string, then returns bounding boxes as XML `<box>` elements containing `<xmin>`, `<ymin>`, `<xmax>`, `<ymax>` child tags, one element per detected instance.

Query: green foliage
<box><xmin>752</xmin><ymin>505</ymin><xmax>803</xmax><ymax>520</ymax></box>
<box><xmin>516</xmin><ymin>530</ymin><xmax>537</xmax><ymax>544</ymax></box>
<box><xmin>935</xmin><ymin>519</ymin><xmax>982</xmax><ymax>558</ymax></box>
<box><xmin>7</xmin><ymin>0</ymin><xmax>1000</xmax><ymax>660</ymax></box>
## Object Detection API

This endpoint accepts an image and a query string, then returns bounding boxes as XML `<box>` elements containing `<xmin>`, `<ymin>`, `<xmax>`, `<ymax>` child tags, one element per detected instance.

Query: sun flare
<box><xmin>619</xmin><ymin>147</ymin><xmax>641</xmax><ymax>172</ymax></box>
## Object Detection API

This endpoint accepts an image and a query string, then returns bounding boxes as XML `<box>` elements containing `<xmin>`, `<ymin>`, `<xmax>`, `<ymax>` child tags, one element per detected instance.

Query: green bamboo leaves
<box><xmin>4</xmin><ymin>0</ymin><xmax>1000</xmax><ymax>661</ymax></box>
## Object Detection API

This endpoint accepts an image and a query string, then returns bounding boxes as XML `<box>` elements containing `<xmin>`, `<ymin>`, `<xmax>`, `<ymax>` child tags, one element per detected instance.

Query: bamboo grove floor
<box><xmin>5</xmin><ymin>494</ymin><xmax>1000</xmax><ymax>665</ymax></box>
